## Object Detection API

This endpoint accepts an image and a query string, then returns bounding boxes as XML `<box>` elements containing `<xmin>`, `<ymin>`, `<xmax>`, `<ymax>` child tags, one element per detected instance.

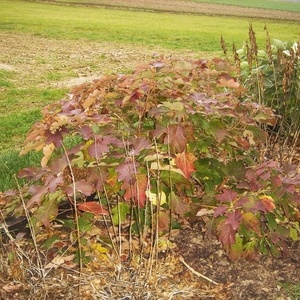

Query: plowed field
<box><xmin>48</xmin><ymin>0</ymin><xmax>300</xmax><ymax>21</ymax></box>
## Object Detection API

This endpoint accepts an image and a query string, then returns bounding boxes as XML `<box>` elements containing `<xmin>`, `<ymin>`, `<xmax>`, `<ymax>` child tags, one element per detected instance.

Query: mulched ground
<box><xmin>174</xmin><ymin>225</ymin><xmax>300</xmax><ymax>299</ymax></box>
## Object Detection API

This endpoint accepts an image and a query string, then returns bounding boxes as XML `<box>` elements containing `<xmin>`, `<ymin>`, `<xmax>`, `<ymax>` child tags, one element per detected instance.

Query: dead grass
<box><xmin>0</xmin><ymin>235</ymin><xmax>230</xmax><ymax>299</ymax></box>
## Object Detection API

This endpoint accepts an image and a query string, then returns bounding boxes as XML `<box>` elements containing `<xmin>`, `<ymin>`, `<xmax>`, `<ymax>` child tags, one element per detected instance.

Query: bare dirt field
<box><xmin>49</xmin><ymin>0</ymin><xmax>300</xmax><ymax>21</ymax></box>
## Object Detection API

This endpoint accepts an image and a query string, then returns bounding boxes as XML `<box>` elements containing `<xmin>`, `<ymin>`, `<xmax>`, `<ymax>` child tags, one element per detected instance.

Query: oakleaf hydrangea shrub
<box><xmin>2</xmin><ymin>57</ymin><xmax>299</xmax><ymax>260</ymax></box>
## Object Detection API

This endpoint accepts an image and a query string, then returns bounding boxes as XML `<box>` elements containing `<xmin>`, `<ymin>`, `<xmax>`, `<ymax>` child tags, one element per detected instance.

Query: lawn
<box><xmin>1</xmin><ymin>0</ymin><xmax>299</xmax><ymax>52</ymax></box>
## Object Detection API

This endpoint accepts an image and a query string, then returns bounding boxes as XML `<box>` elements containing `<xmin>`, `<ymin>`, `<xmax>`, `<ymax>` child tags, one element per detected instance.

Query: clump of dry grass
<box><xmin>0</xmin><ymin>231</ymin><xmax>229</xmax><ymax>299</ymax></box>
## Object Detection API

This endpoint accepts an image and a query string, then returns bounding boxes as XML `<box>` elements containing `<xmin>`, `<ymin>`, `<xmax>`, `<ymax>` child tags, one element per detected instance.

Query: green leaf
<box><xmin>112</xmin><ymin>202</ymin><xmax>130</xmax><ymax>225</ymax></box>
<box><xmin>290</xmin><ymin>227</ymin><xmax>298</xmax><ymax>241</ymax></box>
<box><xmin>41</xmin><ymin>235</ymin><xmax>60</xmax><ymax>250</ymax></box>
<box><xmin>78</xmin><ymin>213</ymin><xmax>93</xmax><ymax>233</ymax></box>
<box><xmin>229</xmin><ymin>235</ymin><xmax>243</xmax><ymax>260</ymax></box>
<box><xmin>266</xmin><ymin>213</ymin><xmax>277</xmax><ymax>231</ymax></box>
<box><xmin>272</xmin><ymin>39</ymin><xmax>285</xmax><ymax>50</ymax></box>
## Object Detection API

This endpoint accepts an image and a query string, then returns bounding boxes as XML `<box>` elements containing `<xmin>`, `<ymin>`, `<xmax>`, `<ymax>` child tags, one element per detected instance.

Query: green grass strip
<box><xmin>1</xmin><ymin>0</ymin><xmax>299</xmax><ymax>52</ymax></box>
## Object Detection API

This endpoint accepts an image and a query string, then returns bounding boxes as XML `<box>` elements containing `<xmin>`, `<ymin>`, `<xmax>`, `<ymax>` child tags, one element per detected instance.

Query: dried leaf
<box><xmin>82</xmin><ymin>89</ymin><xmax>100</xmax><ymax>110</ymax></box>
<box><xmin>196</xmin><ymin>208</ymin><xmax>214</xmax><ymax>217</ymax></box>
<box><xmin>41</xmin><ymin>143</ymin><xmax>55</xmax><ymax>168</ymax></box>
<box><xmin>2</xmin><ymin>284</ymin><xmax>23</xmax><ymax>293</ymax></box>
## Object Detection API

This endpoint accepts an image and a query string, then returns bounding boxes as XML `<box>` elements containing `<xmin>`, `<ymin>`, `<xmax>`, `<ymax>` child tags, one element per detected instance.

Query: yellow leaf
<box><xmin>146</xmin><ymin>190</ymin><xmax>167</xmax><ymax>206</ymax></box>
<box><xmin>92</xmin><ymin>243</ymin><xmax>109</xmax><ymax>254</ymax></box>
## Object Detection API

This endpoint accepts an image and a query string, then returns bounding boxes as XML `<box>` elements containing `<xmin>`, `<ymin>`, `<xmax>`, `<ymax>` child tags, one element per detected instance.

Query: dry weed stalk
<box><xmin>231</xmin><ymin>25</ymin><xmax>300</xmax><ymax>165</ymax></box>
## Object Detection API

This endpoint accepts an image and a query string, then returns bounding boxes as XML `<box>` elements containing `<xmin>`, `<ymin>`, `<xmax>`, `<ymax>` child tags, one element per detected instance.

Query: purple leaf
<box><xmin>80</xmin><ymin>126</ymin><xmax>93</xmax><ymax>140</ymax></box>
<box><xmin>116</xmin><ymin>159</ymin><xmax>139</xmax><ymax>183</ymax></box>
<box><xmin>214</xmin><ymin>205</ymin><xmax>228</xmax><ymax>217</ymax></box>
<box><xmin>129</xmin><ymin>137</ymin><xmax>151</xmax><ymax>156</ymax></box>
<box><xmin>45</xmin><ymin>175</ymin><xmax>64</xmax><ymax>193</ymax></box>
<box><xmin>66</xmin><ymin>181</ymin><xmax>94</xmax><ymax>197</ymax></box>
<box><xmin>224</xmin><ymin>210</ymin><xmax>242</xmax><ymax>230</ymax></box>
<box><xmin>86</xmin><ymin>168</ymin><xmax>107</xmax><ymax>192</ymax></box>
<box><xmin>88</xmin><ymin>136</ymin><xmax>110</xmax><ymax>158</ymax></box>
<box><xmin>216</xmin><ymin>189</ymin><xmax>238</xmax><ymax>202</ymax></box>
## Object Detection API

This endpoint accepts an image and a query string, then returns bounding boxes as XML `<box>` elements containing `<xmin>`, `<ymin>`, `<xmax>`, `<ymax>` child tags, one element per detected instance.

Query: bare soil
<box><xmin>175</xmin><ymin>226</ymin><xmax>300</xmax><ymax>299</ymax></box>
<box><xmin>47</xmin><ymin>0</ymin><xmax>300</xmax><ymax>21</ymax></box>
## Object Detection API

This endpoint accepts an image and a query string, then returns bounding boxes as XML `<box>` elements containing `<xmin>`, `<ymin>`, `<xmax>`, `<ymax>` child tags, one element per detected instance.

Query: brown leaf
<box><xmin>155</xmin><ymin>210</ymin><xmax>170</xmax><ymax>231</ymax></box>
<box><xmin>166</xmin><ymin>124</ymin><xmax>187</xmax><ymax>153</ymax></box>
<box><xmin>175</xmin><ymin>151</ymin><xmax>196</xmax><ymax>179</ymax></box>
<box><xmin>170</xmin><ymin>192</ymin><xmax>189</xmax><ymax>217</ymax></box>
<box><xmin>82</xmin><ymin>89</ymin><xmax>100</xmax><ymax>110</ymax></box>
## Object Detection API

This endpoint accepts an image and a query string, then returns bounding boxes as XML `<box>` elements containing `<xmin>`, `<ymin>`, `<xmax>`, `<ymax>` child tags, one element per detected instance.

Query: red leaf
<box><xmin>77</xmin><ymin>202</ymin><xmax>109</xmax><ymax>215</ymax></box>
<box><xmin>175</xmin><ymin>151</ymin><xmax>196</xmax><ymax>179</ymax></box>
<box><xmin>122</xmin><ymin>173</ymin><xmax>148</xmax><ymax>207</ymax></box>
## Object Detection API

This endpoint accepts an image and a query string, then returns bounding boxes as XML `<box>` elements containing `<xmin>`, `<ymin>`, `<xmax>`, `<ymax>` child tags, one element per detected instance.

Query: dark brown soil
<box><xmin>174</xmin><ymin>226</ymin><xmax>300</xmax><ymax>299</ymax></box>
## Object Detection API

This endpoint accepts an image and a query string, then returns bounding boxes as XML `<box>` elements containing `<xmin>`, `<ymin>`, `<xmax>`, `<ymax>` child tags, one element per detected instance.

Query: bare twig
<box><xmin>178</xmin><ymin>256</ymin><xmax>218</xmax><ymax>285</ymax></box>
